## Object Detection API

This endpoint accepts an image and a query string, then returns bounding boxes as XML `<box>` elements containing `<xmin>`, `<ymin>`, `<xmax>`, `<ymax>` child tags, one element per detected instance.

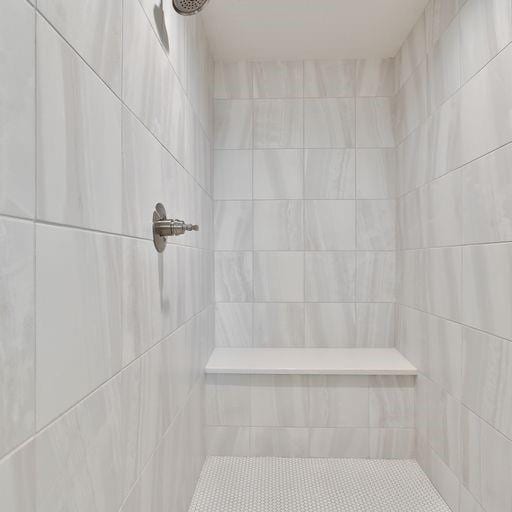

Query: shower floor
<box><xmin>189</xmin><ymin>457</ymin><xmax>450</xmax><ymax>512</ymax></box>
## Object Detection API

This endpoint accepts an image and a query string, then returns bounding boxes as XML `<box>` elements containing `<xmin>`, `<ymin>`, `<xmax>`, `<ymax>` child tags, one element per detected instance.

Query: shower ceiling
<box><xmin>201</xmin><ymin>0</ymin><xmax>429</xmax><ymax>60</ymax></box>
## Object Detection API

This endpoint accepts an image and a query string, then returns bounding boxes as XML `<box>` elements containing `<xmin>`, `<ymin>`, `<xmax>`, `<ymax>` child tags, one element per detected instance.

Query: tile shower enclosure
<box><xmin>2</xmin><ymin>0</ymin><xmax>512</xmax><ymax>512</ymax></box>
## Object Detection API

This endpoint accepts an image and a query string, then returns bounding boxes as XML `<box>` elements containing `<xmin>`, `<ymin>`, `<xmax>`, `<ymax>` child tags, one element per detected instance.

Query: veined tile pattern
<box><xmin>213</xmin><ymin>58</ymin><xmax>397</xmax><ymax>370</ymax></box>
<box><xmin>189</xmin><ymin>457</ymin><xmax>451</xmax><ymax>512</ymax></box>
<box><xmin>0</xmin><ymin>0</ymin><xmax>214</xmax><ymax>510</ymax></box>
<box><xmin>396</xmin><ymin>0</ymin><xmax>512</xmax><ymax>509</ymax></box>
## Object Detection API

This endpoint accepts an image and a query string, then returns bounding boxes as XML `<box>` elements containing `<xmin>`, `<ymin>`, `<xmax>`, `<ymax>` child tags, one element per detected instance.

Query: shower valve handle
<box><xmin>152</xmin><ymin>203</ymin><xmax>199</xmax><ymax>252</ymax></box>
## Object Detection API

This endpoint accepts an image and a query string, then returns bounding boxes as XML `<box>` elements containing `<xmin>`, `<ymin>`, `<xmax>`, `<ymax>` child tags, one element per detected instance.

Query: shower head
<box><xmin>172</xmin><ymin>0</ymin><xmax>210</xmax><ymax>15</ymax></box>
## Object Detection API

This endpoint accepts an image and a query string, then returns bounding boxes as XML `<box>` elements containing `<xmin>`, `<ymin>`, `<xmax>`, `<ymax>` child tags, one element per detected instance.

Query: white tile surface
<box><xmin>253</xmin><ymin>150</ymin><xmax>303</xmax><ymax>199</ymax></box>
<box><xmin>304</xmin><ymin>149</ymin><xmax>355</xmax><ymax>199</ymax></box>
<box><xmin>189</xmin><ymin>457</ymin><xmax>451</xmax><ymax>511</ymax></box>
<box><xmin>304</xmin><ymin>60</ymin><xmax>355</xmax><ymax>98</ymax></box>
<box><xmin>254</xmin><ymin>99</ymin><xmax>303</xmax><ymax>149</ymax></box>
<box><xmin>0</xmin><ymin>0</ymin><xmax>35</xmax><ymax>218</ymax></box>
<box><xmin>0</xmin><ymin>219</ymin><xmax>34</xmax><ymax>457</ymax></box>
<box><xmin>253</xmin><ymin>61</ymin><xmax>303</xmax><ymax>98</ymax></box>
<box><xmin>304</xmin><ymin>99</ymin><xmax>355</xmax><ymax>148</ymax></box>
<box><xmin>214</xmin><ymin>100</ymin><xmax>253</xmax><ymax>149</ymax></box>
<box><xmin>205</xmin><ymin>348</ymin><xmax>417</xmax><ymax>375</ymax></box>
<box><xmin>214</xmin><ymin>150</ymin><xmax>252</xmax><ymax>200</ymax></box>
<box><xmin>37</xmin><ymin>18</ymin><xmax>123</xmax><ymax>234</ymax></box>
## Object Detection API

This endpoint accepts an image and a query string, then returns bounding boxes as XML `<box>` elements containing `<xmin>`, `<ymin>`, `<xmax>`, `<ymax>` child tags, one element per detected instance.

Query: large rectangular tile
<box><xmin>356</xmin><ymin>200</ymin><xmax>396</xmax><ymax>250</ymax></box>
<box><xmin>215</xmin><ymin>252</ymin><xmax>253</xmax><ymax>302</ymax></box>
<box><xmin>38</xmin><ymin>0</ymin><xmax>122</xmax><ymax>92</ymax></box>
<box><xmin>254</xmin><ymin>99</ymin><xmax>303</xmax><ymax>149</ymax></box>
<box><xmin>304</xmin><ymin>98</ymin><xmax>355</xmax><ymax>148</ymax></box>
<box><xmin>369</xmin><ymin>376</ymin><xmax>415</xmax><ymax>428</ymax></box>
<box><xmin>37</xmin><ymin>17</ymin><xmax>122</xmax><ymax>233</ymax></box>
<box><xmin>214</xmin><ymin>201</ymin><xmax>253</xmax><ymax>250</ymax></box>
<box><xmin>0</xmin><ymin>218</ymin><xmax>34</xmax><ymax>457</ymax></box>
<box><xmin>304</xmin><ymin>149</ymin><xmax>355</xmax><ymax>199</ymax></box>
<box><xmin>304</xmin><ymin>200</ymin><xmax>355</xmax><ymax>250</ymax></box>
<box><xmin>0</xmin><ymin>442</ymin><xmax>35</xmax><ymax>512</ymax></box>
<box><xmin>356</xmin><ymin>98</ymin><xmax>395</xmax><ymax>148</ymax></box>
<box><xmin>305</xmin><ymin>303</ymin><xmax>356</xmax><ymax>347</ymax></box>
<box><xmin>463</xmin><ymin>243</ymin><xmax>512</xmax><ymax>339</ymax></box>
<box><xmin>463</xmin><ymin>143</ymin><xmax>512</xmax><ymax>244</ymax></box>
<box><xmin>253</xmin><ymin>149</ymin><xmax>303</xmax><ymax>199</ymax></box>
<box><xmin>214</xmin><ymin>99</ymin><xmax>253</xmax><ymax>149</ymax></box>
<box><xmin>214</xmin><ymin>61</ymin><xmax>253</xmax><ymax>99</ymax></box>
<box><xmin>305</xmin><ymin>252</ymin><xmax>356</xmax><ymax>302</ymax></box>
<box><xmin>303</xmin><ymin>60</ymin><xmax>355</xmax><ymax>98</ymax></box>
<box><xmin>254</xmin><ymin>252</ymin><xmax>304</xmax><ymax>302</ymax></box>
<box><xmin>253</xmin><ymin>61</ymin><xmax>303</xmax><ymax>98</ymax></box>
<box><xmin>36</xmin><ymin>362</ymin><xmax>140</xmax><ymax>512</ymax></box>
<box><xmin>0</xmin><ymin>0</ymin><xmax>35</xmax><ymax>218</ymax></box>
<box><xmin>356</xmin><ymin>252</ymin><xmax>396</xmax><ymax>302</ymax></box>
<box><xmin>36</xmin><ymin>225</ymin><xmax>123</xmax><ymax>427</ymax></box>
<box><xmin>214</xmin><ymin>150</ymin><xmax>252</xmax><ymax>200</ymax></box>
<box><xmin>253</xmin><ymin>303</ymin><xmax>305</xmax><ymax>347</ymax></box>
<box><xmin>254</xmin><ymin>200</ymin><xmax>304</xmax><ymax>250</ymax></box>
<box><xmin>310</xmin><ymin>428</ymin><xmax>369</xmax><ymax>458</ymax></box>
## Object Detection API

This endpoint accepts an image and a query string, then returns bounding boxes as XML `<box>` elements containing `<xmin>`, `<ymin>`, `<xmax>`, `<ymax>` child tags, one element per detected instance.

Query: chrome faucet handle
<box><xmin>153</xmin><ymin>203</ymin><xmax>199</xmax><ymax>252</ymax></box>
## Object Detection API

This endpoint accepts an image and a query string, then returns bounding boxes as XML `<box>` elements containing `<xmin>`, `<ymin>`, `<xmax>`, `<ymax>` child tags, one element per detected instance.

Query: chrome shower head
<box><xmin>172</xmin><ymin>0</ymin><xmax>209</xmax><ymax>15</ymax></box>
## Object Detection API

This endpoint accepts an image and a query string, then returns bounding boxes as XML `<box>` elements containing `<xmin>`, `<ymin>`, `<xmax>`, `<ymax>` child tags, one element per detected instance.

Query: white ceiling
<box><xmin>201</xmin><ymin>0</ymin><xmax>429</xmax><ymax>60</ymax></box>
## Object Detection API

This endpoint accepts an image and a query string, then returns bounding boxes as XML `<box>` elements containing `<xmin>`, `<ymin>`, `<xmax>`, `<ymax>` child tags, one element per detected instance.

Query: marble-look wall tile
<box><xmin>428</xmin><ymin>315</ymin><xmax>462</xmax><ymax>398</ymax></box>
<box><xmin>461</xmin><ymin>407</ymin><xmax>512</xmax><ymax>512</ymax></box>
<box><xmin>254</xmin><ymin>99</ymin><xmax>303</xmax><ymax>148</ymax></box>
<box><xmin>214</xmin><ymin>100</ymin><xmax>253</xmax><ymax>149</ymax></box>
<box><xmin>305</xmin><ymin>303</ymin><xmax>356</xmax><ymax>347</ymax></box>
<box><xmin>303</xmin><ymin>60</ymin><xmax>356</xmax><ymax>98</ymax></box>
<box><xmin>462</xmin><ymin>327</ymin><xmax>512</xmax><ymax>440</ymax></box>
<box><xmin>215</xmin><ymin>252</ymin><xmax>253</xmax><ymax>302</ymax></box>
<box><xmin>214</xmin><ymin>61</ymin><xmax>253</xmax><ymax>98</ymax></box>
<box><xmin>304</xmin><ymin>200</ymin><xmax>355</xmax><ymax>250</ymax></box>
<box><xmin>427</xmin><ymin>380</ymin><xmax>461</xmax><ymax>475</ymax></box>
<box><xmin>253</xmin><ymin>61</ymin><xmax>303</xmax><ymax>98</ymax></box>
<box><xmin>215</xmin><ymin>201</ymin><xmax>253</xmax><ymax>250</ymax></box>
<box><xmin>253</xmin><ymin>303</ymin><xmax>305</xmax><ymax>347</ymax></box>
<box><xmin>0</xmin><ymin>0</ymin><xmax>35</xmax><ymax>218</ymax></box>
<box><xmin>356</xmin><ymin>149</ymin><xmax>396</xmax><ymax>199</ymax></box>
<box><xmin>123</xmin><ymin>0</ymin><xmax>187</xmax><ymax>161</ymax></box>
<box><xmin>38</xmin><ymin>0</ymin><xmax>122</xmax><ymax>93</ymax></box>
<box><xmin>0</xmin><ymin>219</ymin><xmax>34</xmax><ymax>457</ymax></box>
<box><xmin>396</xmin><ymin>14</ymin><xmax>427</xmax><ymax>89</ymax></box>
<box><xmin>463</xmin><ymin>243</ymin><xmax>512</xmax><ymax>340</ymax></box>
<box><xmin>425</xmin><ymin>0</ymin><xmax>459</xmax><ymax>51</ymax></box>
<box><xmin>251</xmin><ymin>375</ymin><xmax>308</xmax><ymax>427</ymax></box>
<box><xmin>397</xmin><ymin>306</ymin><xmax>429</xmax><ymax>374</ymax></box>
<box><xmin>254</xmin><ymin>200</ymin><xmax>304</xmax><ymax>250</ymax></box>
<box><xmin>435</xmin><ymin>43</ymin><xmax>512</xmax><ymax>175</ymax></box>
<box><xmin>310</xmin><ymin>428</ymin><xmax>369</xmax><ymax>458</ymax></box>
<box><xmin>0</xmin><ymin>443</ymin><xmax>35</xmax><ymax>512</ymax></box>
<box><xmin>250</xmin><ymin>427</ymin><xmax>309</xmax><ymax>458</ymax></box>
<box><xmin>305</xmin><ymin>252</ymin><xmax>356</xmax><ymax>302</ymax></box>
<box><xmin>428</xmin><ymin>17</ymin><xmax>461</xmax><ymax>109</ymax></box>
<box><xmin>253</xmin><ymin>149</ymin><xmax>303</xmax><ymax>199</ymax></box>
<box><xmin>206</xmin><ymin>426</ymin><xmax>251</xmax><ymax>456</ymax></box>
<box><xmin>425</xmin><ymin>448</ymin><xmax>460</xmax><ymax>511</ymax></box>
<box><xmin>36</xmin><ymin>225</ymin><xmax>123</xmax><ymax>428</ymax></box>
<box><xmin>463</xmin><ymin>143</ymin><xmax>512</xmax><ymax>244</ymax></box>
<box><xmin>369</xmin><ymin>376</ymin><xmax>415</xmax><ymax>428</ymax></box>
<box><xmin>214</xmin><ymin>150</ymin><xmax>252</xmax><ymax>200</ymax></box>
<box><xmin>393</xmin><ymin>61</ymin><xmax>429</xmax><ymax>144</ymax></box>
<box><xmin>356</xmin><ymin>303</ymin><xmax>396</xmax><ymax>347</ymax></box>
<box><xmin>304</xmin><ymin>149</ymin><xmax>355</xmax><ymax>199</ymax></box>
<box><xmin>254</xmin><ymin>252</ymin><xmax>304</xmax><ymax>302</ymax></box>
<box><xmin>215</xmin><ymin>303</ymin><xmax>253</xmax><ymax>347</ymax></box>
<box><xmin>459</xmin><ymin>0</ymin><xmax>512</xmax><ymax>83</ymax></box>
<box><xmin>356</xmin><ymin>98</ymin><xmax>395</xmax><ymax>148</ymax></box>
<box><xmin>459</xmin><ymin>486</ymin><xmax>484</xmax><ymax>512</ymax></box>
<box><xmin>36</xmin><ymin>362</ymin><xmax>141</xmax><ymax>512</ymax></box>
<box><xmin>308</xmin><ymin>376</ymin><xmax>369</xmax><ymax>427</ymax></box>
<box><xmin>37</xmin><ymin>17</ymin><xmax>123</xmax><ymax>234</ymax></box>
<box><xmin>356</xmin><ymin>58</ymin><xmax>395</xmax><ymax>97</ymax></box>
<box><xmin>357</xmin><ymin>200</ymin><xmax>396</xmax><ymax>250</ymax></box>
<box><xmin>206</xmin><ymin>375</ymin><xmax>251</xmax><ymax>426</ymax></box>
<box><xmin>369</xmin><ymin>429</ymin><xmax>415</xmax><ymax>459</ymax></box>
<box><xmin>304</xmin><ymin>98</ymin><xmax>355</xmax><ymax>148</ymax></box>
<box><xmin>356</xmin><ymin>252</ymin><xmax>396</xmax><ymax>302</ymax></box>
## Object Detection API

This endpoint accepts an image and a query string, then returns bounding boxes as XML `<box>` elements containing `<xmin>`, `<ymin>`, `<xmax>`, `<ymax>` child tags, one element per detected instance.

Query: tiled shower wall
<box><xmin>213</xmin><ymin>59</ymin><xmax>397</xmax><ymax>350</ymax></box>
<box><xmin>208</xmin><ymin>59</ymin><xmax>416</xmax><ymax>459</ymax></box>
<box><xmin>395</xmin><ymin>0</ymin><xmax>512</xmax><ymax>511</ymax></box>
<box><xmin>0</xmin><ymin>0</ymin><xmax>213</xmax><ymax>510</ymax></box>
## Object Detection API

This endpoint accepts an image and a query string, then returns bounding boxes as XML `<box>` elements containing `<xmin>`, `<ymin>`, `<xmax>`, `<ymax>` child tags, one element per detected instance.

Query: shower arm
<box><xmin>153</xmin><ymin>203</ymin><xmax>199</xmax><ymax>252</ymax></box>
